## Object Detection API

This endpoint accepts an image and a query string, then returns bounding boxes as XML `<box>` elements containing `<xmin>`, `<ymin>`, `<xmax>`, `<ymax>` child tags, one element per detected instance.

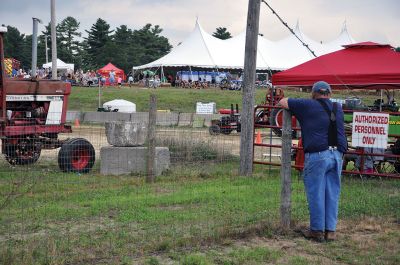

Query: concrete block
<box><xmin>100</xmin><ymin>146</ymin><xmax>170</xmax><ymax>176</ymax></box>
<box><xmin>105</xmin><ymin>122</ymin><xmax>147</xmax><ymax>146</ymax></box>
<box><xmin>130</xmin><ymin>112</ymin><xmax>179</xmax><ymax>126</ymax></box>
<box><xmin>194</xmin><ymin>114</ymin><xmax>223</xmax><ymax>127</ymax></box>
<box><xmin>178</xmin><ymin>113</ymin><xmax>193</xmax><ymax>126</ymax></box>
<box><xmin>157</xmin><ymin>112</ymin><xmax>179</xmax><ymax>126</ymax></box>
<box><xmin>192</xmin><ymin>116</ymin><xmax>205</xmax><ymax>128</ymax></box>
<box><xmin>66</xmin><ymin>111</ymin><xmax>82</xmax><ymax>122</ymax></box>
<box><xmin>83</xmin><ymin>112</ymin><xmax>131</xmax><ymax>123</ymax></box>
<box><xmin>130</xmin><ymin>112</ymin><xmax>149</xmax><ymax>123</ymax></box>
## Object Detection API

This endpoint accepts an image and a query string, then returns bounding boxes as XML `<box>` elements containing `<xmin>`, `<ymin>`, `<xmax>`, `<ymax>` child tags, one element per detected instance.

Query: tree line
<box><xmin>3</xmin><ymin>18</ymin><xmax>234</xmax><ymax>74</ymax></box>
<box><xmin>2</xmin><ymin>17</ymin><xmax>173</xmax><ymax>73</ymax></box>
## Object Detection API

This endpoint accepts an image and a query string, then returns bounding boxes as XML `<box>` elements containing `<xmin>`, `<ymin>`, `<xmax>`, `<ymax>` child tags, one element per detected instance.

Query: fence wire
<box><xmin>0</xmin><ymin>112</ymin><xmax>399</xmax><ymax>264</ymax></box>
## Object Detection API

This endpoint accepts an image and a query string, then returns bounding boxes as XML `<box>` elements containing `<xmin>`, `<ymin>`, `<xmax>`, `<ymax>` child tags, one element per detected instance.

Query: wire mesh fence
<box><xmin>0</xmin><ymin>113</ymin><xmax>280</xmax><ymax>264</ymax></box>
<box><xmin>0</xmin><ymin>111</ymin><xmax>399</xmax><ymax>264</ymax></box>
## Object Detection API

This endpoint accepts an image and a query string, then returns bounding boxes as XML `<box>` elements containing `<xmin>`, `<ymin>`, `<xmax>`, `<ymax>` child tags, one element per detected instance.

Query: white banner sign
<box><xmin>351</xmin><ymin>112</ymin><xmax>389</xmax><ymax>148</ymax></box>
<box><xmin>196</xmin><ymin>102</ymin><xmax>216</xmax><ymax>114</ymax></box>
<box><xmin>6</xmin><ymin>95</ymin><xmax>64</xmax><ymax>101</ymax></box>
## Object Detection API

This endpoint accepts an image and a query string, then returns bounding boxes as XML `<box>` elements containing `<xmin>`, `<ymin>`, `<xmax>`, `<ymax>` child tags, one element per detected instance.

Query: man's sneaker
<box><xmin>301</xmin><ymin>229</ymin><xmax>325</xmax><ymax>242</ymax></box>
<box><xmin>325</xmin><ymin>231</ymin><xmax>336</xmax><ymax>242</ymax></box>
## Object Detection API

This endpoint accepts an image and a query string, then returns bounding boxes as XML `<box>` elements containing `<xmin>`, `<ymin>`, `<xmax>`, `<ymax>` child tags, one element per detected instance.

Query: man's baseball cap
<box><xmin>312</xmin><ymin>81</ymin><xmax>331</xmax><ymax>94</ymax></box>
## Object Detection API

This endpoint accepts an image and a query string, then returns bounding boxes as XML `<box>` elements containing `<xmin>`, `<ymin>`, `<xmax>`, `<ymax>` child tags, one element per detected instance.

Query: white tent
<box><xmin>43</xmin><ymin>58</ymin><xmax>74</xmax><ymax>71</ymax></box>
<box><xmin>133</xmin><ymin>20</ymin><xmax>356</xmax><ymax>71</ymax></box>
<box><xmin>321</xmin><ymin>21</ymin><xmax>356</xmax><ymax>54</ymax></box>
<box><xmin>103</xmin><ymin>99</ymin><xmax>136</xmax><ymax>113</ymax></box>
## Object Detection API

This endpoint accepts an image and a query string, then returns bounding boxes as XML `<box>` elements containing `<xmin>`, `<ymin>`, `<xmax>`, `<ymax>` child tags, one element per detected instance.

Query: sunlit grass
<box><xmin>0</xmin><ymin>162</ymin><xmax>399</xmax><ymax>264</ymax></box>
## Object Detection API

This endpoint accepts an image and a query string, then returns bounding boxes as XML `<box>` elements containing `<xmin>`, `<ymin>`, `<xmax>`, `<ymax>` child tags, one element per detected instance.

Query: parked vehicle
<box><xmin>0</xmin><ymin>28</ymin><xmax>95</xmax><ymax>173</ymax></box>
<box><xmin>209</xmin><ymin>104</ymin><xmax>241</xmax><ymax>135</ymax></box>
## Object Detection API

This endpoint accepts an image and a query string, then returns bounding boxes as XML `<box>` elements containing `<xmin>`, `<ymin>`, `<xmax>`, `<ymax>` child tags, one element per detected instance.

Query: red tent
<box><xmin>97</xmin><ymin>62</ymin><xmax>126</xmax><ymax>81</ymax></box>
<box><xmin>272</xmin><ymin>42</ymin><xmax>400</xmax><ymax>90</ymax></box>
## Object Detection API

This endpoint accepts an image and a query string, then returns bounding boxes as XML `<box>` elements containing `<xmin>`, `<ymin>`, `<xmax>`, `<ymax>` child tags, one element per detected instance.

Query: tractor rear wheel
<box><xmin>270</xmin><ymin>108</ymin><xmax>297</xmax><ymax>138</ymax></box>
<box><xmin>3</xmin><ymin>138</ymin><xmax>41</xmax><ymax>165</ymax></box>
<box><xmin>270</xmin><ymin>108</ymin><xmax>284</xmax><ymax>137</ymax></box>
<box><xmin>58</xmin><ymin>138</ymin><xmax>95</xmax><ymax>173</ymax></box>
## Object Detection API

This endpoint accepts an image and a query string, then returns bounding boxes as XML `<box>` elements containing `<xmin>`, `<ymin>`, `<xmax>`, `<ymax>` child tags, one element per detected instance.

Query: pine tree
<box><xmin>58</xmin><ymin>16</ymin><xmax>82</xmax><ymax>64</ymax></box>
<box><xmin>84</xmin><ymin>18</ymin><xmax>114</xmax><ymax>69</ymax></box>
<box><xmin>132</xmin><ymin>24</ymin><xmax>172</xmax><ymax>65</ymax></box>
<box><xmin>41</xmin><ymin>22</ymin><xmax>68</xmax><ymax>62</ymax></box>
<box><xmin>212</xmin><ymin>27</ymin><xmax>232</xmax><ymax>40</ymax></box>
<box><xmin>112</xmin><ymin>25</ymin><xmax>133</xmax><ymax>72</ymax></box>
<box><xmin>3</xmin><ymin>26</ymin><xmax>28</xmax><ymax>67</ymax></box>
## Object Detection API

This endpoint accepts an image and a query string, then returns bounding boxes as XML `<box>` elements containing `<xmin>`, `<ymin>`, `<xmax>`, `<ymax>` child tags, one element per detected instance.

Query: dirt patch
<box><xmin>0</xmin><ymin>217</ymin><xmax>118</xmax><ymax>243</ymax></box>
<box><xmin>145</xmin><ymin>217</ymin><xmax>400</xmax><ymax>265</ymax></box>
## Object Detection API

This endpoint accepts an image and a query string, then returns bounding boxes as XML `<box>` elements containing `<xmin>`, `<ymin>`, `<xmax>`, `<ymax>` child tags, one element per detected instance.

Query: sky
<box><xmin>1</xmin><ymin>0</ymin><xmax>399</xmax><ymax>47</ymax></box>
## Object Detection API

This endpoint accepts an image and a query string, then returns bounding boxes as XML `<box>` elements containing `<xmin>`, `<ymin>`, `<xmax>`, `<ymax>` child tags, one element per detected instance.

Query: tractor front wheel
<box><xmin>3</xmin><ymin>138</ymin><xmax>42</xmax><ymax>165</ymax></box>
<box><xmin>209</xmin><ymin>125</ymin><xmax>221</xmax><ymax>135</ymax></box>
<box><xmin>58</xmin><ymin>138</ymin><xmax>95</xmax><ymax>173</ymax></box>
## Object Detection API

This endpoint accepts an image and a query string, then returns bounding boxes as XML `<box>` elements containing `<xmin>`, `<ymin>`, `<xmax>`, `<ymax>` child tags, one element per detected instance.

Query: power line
<box><xmin>261</xmin><ymin>0</ymin><xmax>355</xmax><ymax>92</ymax></box>
<box><xmin>261</xmin><ymin>0</ymin><xmax>317</xmax><ymax>58</ymax></box>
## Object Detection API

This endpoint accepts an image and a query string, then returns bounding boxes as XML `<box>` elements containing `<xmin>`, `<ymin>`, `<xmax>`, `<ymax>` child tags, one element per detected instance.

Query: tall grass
<box><xmin>0</xmin><ymin>162</ymin><xmax>399</xmax><ymax>264</ymax></box>
<box><xmin>69</xmin><ymin>86</ymin><xmax>381</xmax><ymax>112</ymax></box>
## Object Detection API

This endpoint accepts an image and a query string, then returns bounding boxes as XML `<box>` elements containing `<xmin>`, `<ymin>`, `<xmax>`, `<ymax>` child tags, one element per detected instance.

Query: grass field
<box><xmin>68</xmin><ymin>86</ymin><xmax>380</xmax><ymax>112</ymax></box>
<box><xmin>0</xmin><ymin>163</ymin><xmax>399</xmax><ymax>264</ymax></box>
<box><xmin>1</xmin><ymin>86</ymin><xmax>398</xmax><ymax>264</ymax></box>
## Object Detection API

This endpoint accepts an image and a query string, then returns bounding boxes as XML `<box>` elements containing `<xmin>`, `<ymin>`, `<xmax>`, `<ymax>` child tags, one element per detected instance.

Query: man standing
<box><xmin>279</xmin><ymin>81</ymin><xmax>347</xmax><ymax>242</ymax></box>
<box><xmin>109</xmin><ymin>70</ymin><xmax>115</xmax><ymax>86</ymax></box>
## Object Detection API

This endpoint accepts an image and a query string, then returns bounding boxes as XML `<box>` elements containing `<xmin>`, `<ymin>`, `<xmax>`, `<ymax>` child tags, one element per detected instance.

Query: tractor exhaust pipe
<box><xmin>0</xmin><ymin>27</ymin><xmax>7</xmax><ymax>121</ymax></box>
<box><xmin>31</xmin><ymin>17</ymin><xmax>42</xmax><ymax>78</ymax></box>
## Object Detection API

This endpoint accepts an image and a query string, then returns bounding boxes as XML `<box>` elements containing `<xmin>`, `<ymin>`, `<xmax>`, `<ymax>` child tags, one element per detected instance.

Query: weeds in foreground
<box><xmin>0</xmin><ymin>162</ymin><xmax>399</xmax><ymax>264</ymax></box>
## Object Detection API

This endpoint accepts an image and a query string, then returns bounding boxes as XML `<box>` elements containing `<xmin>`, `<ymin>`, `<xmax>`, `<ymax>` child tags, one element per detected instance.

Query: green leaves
<box><xmin>4</xmin><ymin>18</ymin><xmax>172</xmax><ymax>73</ymax></box>
<box><xmin>3</xmin><ymin>26</ymin><xmax>31</xmax><ymax>69</ymax></box>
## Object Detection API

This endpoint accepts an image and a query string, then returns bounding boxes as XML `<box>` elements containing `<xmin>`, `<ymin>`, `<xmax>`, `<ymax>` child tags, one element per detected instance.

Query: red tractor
<box><xmin>255</xmin><ymin>87</ymin><xmax>297</xmax><ymax>137</ymax></box>
<box><xmin>209</xmin><ymin>104</ymin><xmax>241</xmax><ymax>135</ymax></box>
<box><xmin>0</xmin><ymin>28</ymin><xmax>95</xmax><ymax>173</ymax></box>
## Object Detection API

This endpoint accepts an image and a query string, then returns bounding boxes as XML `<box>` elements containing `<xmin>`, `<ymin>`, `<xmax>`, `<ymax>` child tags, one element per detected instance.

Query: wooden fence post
<box><xmin>239</xmin><ymin>0</ymin><xmax>261</xmax><ymax>176</ymax></box>
<box><xmin>146</xmin><ymin>94</ymin><xmax>157</xmax><ymax>183</ymax></box>
<box><xmin>280</xmin><ymin>109</ymin><xmax>292</xmax><ymax>231</ymax></box>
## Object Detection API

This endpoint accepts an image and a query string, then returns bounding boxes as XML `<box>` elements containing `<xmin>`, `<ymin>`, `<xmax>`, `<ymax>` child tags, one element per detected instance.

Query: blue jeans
<box><xmin>303</xmin><ymin>149</ymin><xmax>343</xmax><ymax>232</ymax></box>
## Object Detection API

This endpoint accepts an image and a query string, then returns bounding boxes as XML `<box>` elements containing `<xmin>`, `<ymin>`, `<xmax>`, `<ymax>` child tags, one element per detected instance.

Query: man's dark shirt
<box><xmin>288</xmin><ymin>98</ymin><xmax>347</xmax><ymax>153</ymax></box>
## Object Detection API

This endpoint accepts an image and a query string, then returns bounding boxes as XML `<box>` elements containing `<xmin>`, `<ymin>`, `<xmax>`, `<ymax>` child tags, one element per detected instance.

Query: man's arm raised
<box><xmin>278</xmin><ymin>98</ymin><xmax>289</xmax><ymax>109</ymax></box>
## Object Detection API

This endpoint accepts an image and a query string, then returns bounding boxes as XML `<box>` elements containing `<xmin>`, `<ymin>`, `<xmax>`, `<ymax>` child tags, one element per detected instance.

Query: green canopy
<box><xmin>142</xmin><ymin>70</ymin><xmax>155</xmax><ymax>76</ymax></box>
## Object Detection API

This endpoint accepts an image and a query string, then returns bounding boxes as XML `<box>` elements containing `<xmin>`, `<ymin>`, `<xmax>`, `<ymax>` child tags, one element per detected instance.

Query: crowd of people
<box><xmin>7</xmin><ymin>67</ymin><xmax>270</xmax><ymax>91</ymax></box>
<box><xmin>9</xmin><ymin>67</ymin><xmax>48</xmax><ymax>79</ymax></box>
<box><xmin>7</xmin><ymin>67</ymin><xmax>130</xmax><ymax>87</ymax></box>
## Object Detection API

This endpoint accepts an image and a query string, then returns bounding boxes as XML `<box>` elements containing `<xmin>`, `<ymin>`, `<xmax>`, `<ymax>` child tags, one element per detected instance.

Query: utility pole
<box><xmin>239</xmin><ymin>0</ymin><xmax>261</xmax><ymax>176</ymax></box>
<box><xmin>50</xmin><ymin>0</ymin><xmax>57</xmax><ymax>80</ymax></box>
<box><xmin>31</xmin><ymin>17</ymin><xmax>42</xmax><ymax>78</ymax></box>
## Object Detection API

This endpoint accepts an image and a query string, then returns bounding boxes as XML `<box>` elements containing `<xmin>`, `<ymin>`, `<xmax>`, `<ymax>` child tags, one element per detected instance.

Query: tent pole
<box><xmin>161</xmin><ymin>66</ymin><xmax>165</xmax><ymax>83</ymax></box>
<box><xmin>98</xmin><ymin>79</ymin><xmax>101</xmax><ymax>109</ymax></box>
